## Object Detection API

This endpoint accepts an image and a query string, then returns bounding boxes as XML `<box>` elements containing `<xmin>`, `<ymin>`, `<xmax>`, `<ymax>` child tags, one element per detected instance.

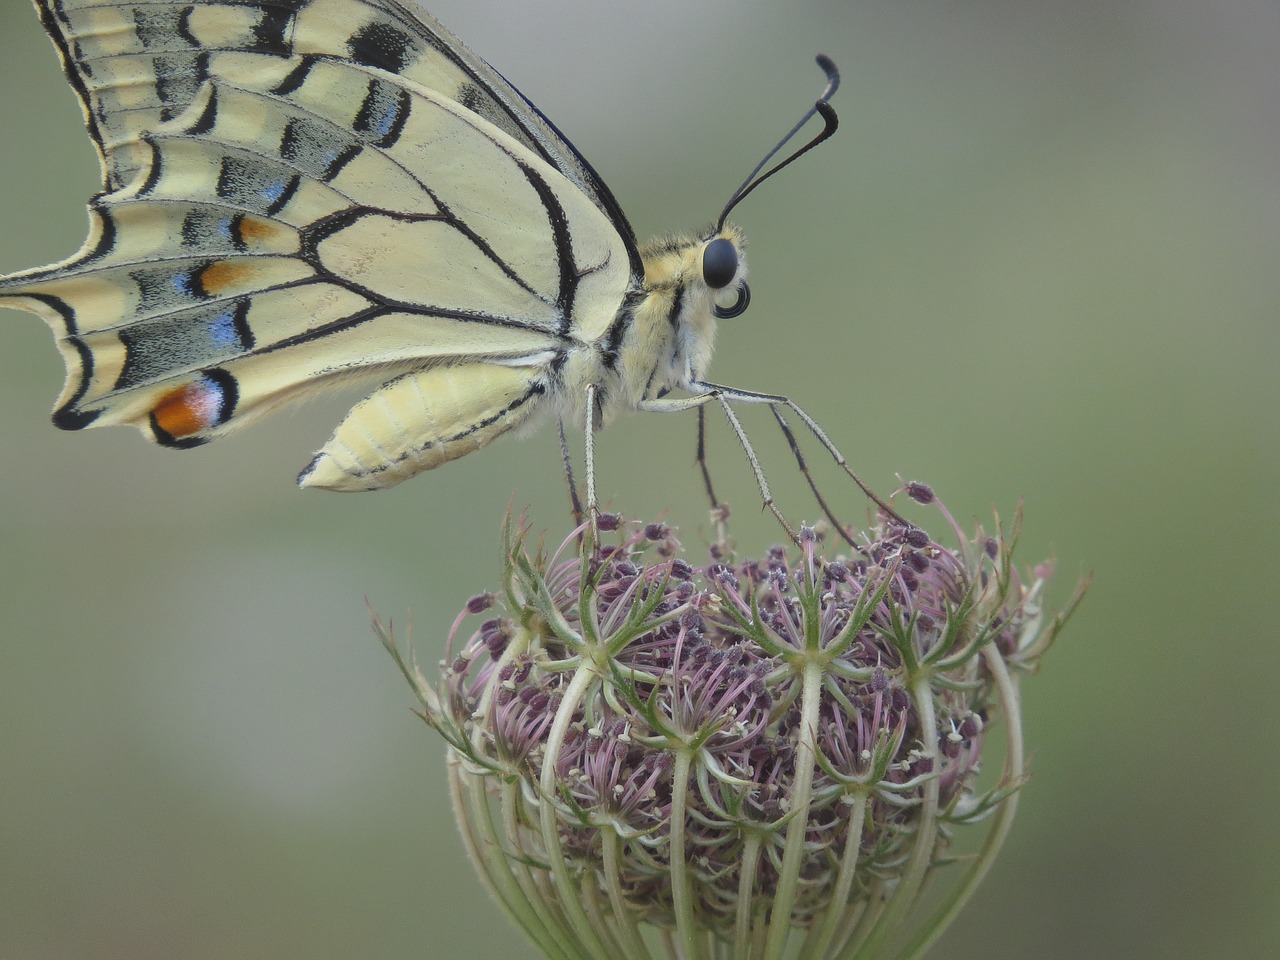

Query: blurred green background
<box><xmin>1</xmin><ymin>1</ymin><xmax>1276</xmax><ymax>958</ymax></box>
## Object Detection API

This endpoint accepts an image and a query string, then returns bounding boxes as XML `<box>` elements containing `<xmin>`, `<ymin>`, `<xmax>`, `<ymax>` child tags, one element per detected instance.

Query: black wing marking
<box><xmin>32</xmin><ymin>0</ymin><xmax>642</xmax><ymax>277</ymax></box>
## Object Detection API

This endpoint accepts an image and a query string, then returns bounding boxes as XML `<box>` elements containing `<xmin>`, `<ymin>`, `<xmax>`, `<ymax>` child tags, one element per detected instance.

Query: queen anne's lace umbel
<box><xmin>381</xmin><ymin>490</ymin><xmax>1085</xmax><ymax>960</ymax></box>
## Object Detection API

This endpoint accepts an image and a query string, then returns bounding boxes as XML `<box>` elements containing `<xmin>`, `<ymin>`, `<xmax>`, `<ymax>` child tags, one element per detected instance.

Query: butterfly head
<box><xmin>701</xmin><ymin>227</ymin><xmax>747</xmax><ymax>321</ymax></box>
<box><xmin>702</xmin><ymin>232</ymin><xmax>751</xmax><ymax>320</ymax></box>
<box><xmin>626</xmin><ymin>222</ymin><xmax>749</xmax><ymax>406</ymax></box>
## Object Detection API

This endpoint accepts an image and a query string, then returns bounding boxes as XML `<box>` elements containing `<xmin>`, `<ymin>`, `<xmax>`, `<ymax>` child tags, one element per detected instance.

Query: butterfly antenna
<box><xmin>717</xmin><ymin>55</ymin><xmax>841</xmax><ymax>231</ymax></box>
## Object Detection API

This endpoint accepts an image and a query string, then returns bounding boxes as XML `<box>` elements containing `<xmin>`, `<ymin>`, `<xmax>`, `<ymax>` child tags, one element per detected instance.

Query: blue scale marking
<box><xmin>261</xmin><ymin>179</ymin><xmax>288</xmax><ymax>205</ymax></box>
<box><xmin>209</xmin><ymin>309</ymin><xmax>241</xmax><ymax>349</ymax></box>
<box><xmin>374</xmin><ymin>102</ymin><xmax>398</xmax><ymax>140</ymax></box>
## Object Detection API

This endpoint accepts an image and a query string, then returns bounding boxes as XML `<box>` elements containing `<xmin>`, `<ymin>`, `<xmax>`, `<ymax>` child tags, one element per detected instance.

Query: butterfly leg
<box><xmin>639</xmin><ymin>392</ymin><xmax>799</xmax><ymax>544</ymax></box>
<box><xmin>583</xmin><ymin>382</ymin><xmax>602</xmax><ymax>541</ymax></box>
<box><xmin>695</xmin><ymin>407</ymin><xmax>732</xmax><ymax>550</ymax></box>
<box><xmin>558</xmin><ymin>414</ymin><xmax>585</xmax><ymax>526</ymax></box>
<box><xmin>689</xmin><ymin>381</ymin><xmax>906</xmax><ymax>527</ymax></box>
<box><xmin>767</xmin><ymin>405</ymin><xmax>861</xmax><ymax>547</ymax></box>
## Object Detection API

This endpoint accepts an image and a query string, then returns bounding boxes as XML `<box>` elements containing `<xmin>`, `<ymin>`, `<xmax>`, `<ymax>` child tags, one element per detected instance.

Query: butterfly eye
<box><xmin>702</xmin><ymin>237</ymin><xmax>739</xmax><ymax>289</ymax></box>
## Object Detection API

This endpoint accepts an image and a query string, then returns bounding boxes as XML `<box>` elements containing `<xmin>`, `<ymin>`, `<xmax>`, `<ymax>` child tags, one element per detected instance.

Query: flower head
<box><xmin>380</xmin><ymin>490</ymin><xmax>1086</xmax><ymax>959</ymax></box>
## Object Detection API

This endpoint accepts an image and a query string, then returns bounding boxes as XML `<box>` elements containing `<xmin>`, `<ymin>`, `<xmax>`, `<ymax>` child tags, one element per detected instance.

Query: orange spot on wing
<box><xmin>237</xmin><ymin>216</ymin><xmax>282</xmax><ymax>244</ymax></box>
<box><xmin>152</xmin><ymin>382</ymin><xmax>217</xmax><ymax>438</ymax></box>
<box><xmin>199</xmin><ymin>261</ymin><xmax>253</xmax><ymax>295</ymax></box>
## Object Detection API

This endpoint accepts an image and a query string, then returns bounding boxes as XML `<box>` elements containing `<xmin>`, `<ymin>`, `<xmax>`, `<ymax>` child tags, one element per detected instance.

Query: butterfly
<box><xmin>0</xmin><ymin>0</ymin><xmax>896</xmax><ymax>533</ymax></box>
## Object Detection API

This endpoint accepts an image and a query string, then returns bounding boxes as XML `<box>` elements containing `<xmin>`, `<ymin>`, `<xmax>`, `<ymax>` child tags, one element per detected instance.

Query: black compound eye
<box><xmin>701</xmin><ymin>237</ymin><xmax>739</xmax><ymax>289</ymax></box>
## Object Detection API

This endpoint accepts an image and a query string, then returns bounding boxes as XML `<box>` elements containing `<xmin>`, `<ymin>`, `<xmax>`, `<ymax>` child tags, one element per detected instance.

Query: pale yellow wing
<box><xmin>1</xmin><ymin>0</ymin><xmax>641</xmax><ymax>489</ymax></box>
<box><xmin>30</xmin><ymin>0</ymin><xmax>642</xmax><ymax>238</ymax></box>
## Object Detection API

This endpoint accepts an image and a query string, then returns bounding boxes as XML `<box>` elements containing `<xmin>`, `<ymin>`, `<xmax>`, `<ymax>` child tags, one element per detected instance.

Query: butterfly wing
<box><xmin>1</xmin><ymin>0</ymin><xmax>642</xmax><ymax>489</ymax></box>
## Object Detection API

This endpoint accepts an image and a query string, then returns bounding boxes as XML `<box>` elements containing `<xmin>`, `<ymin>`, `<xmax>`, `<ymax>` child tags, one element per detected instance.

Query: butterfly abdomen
<box><xmin>298</xmin><ymin>362</ymin><xmax>549</xmax><ymax>491</ymax></box>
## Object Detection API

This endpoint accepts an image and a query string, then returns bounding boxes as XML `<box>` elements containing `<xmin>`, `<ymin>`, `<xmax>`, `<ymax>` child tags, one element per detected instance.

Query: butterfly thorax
<box><xmin>588</xmin><ymin>225</ymin><xmax>747</xmax><ymax>425</ymax></box>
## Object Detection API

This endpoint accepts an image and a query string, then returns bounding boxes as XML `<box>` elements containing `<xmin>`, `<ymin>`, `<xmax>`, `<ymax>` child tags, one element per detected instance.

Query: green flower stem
<box><xmin>849</xmin><ymin>671</ymin><xmax>943</xmax><ymax>960</ymax></box>
<box><xmin>445</xmin><ymin>756</ymin><xmax>504</xmax><ymax>918</ymax></box>
<box><xmin>583</xmin><ymin>877</ymin><xmax>624</xmax><ymax>959</ymax></box>
<box><xmin>893</xmin><ymin>645</ymin><xmax>1024</xmax><ymax>960</ymax></box>
<box><xmin>667</xmin><ymin>747</ymin><xmax>707</xmax><ymax>960</ymax></box>
<box><xmin>762</xmin><ymin>658</ymin><xmax>824</xmax><ymax>960</ymax></box>
<box><xmin>450</xmin><ymin>758</ymin><xmax>581</xmax><ymax>960</ymax></box>
<box><xmin>498</xmin><ymin>778</ymin><xmax>584</xmax><ymax>960</ymax></box>
<box><xmin>538</xmin><ymin>663</ymin><xmax>615</xmax><ymax>958</ymax></box>
<box><xmin>806</xmin><ymin>791</ymin><xmax>869</xmax><ymax>958</ymax></box>
<box><xmin>600</xmin><ymin>828</ymin><xmax>653</xmax><ymax>960</ymax></box>
<box><xmin>835</xmin><ymin>882</ymin><xmax>890</xmax><ymax>960</ymax></box>
<box><xmin>731</xmin><ymin>833</ymin><xmax>764</xmax><ymax>956</ymax></box>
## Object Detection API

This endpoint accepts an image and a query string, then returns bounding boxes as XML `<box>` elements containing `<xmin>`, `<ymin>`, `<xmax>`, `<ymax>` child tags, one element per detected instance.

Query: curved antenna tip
<box><xmin>815</xmin><ymin>98</ymin><xmax>839</xmax><ymax>133</ymax></box>
<box><xmin>815</xmin><ymin>54</ymin><xmax>841</xmax><ymax>100</ymax></box>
